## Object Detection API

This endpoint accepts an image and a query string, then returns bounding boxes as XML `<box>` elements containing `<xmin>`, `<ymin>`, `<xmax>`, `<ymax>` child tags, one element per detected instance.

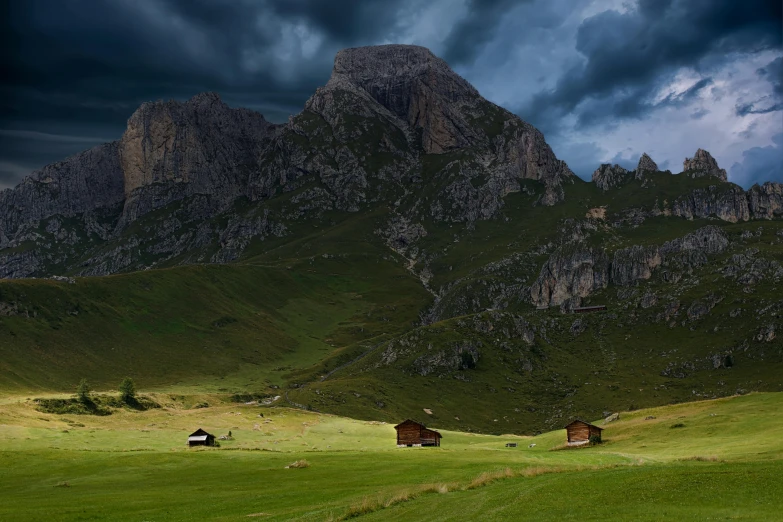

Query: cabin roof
<box><xmin>394</xmin><ymin>419</ymin><xmax>443</xmax><ymax>437</ymax></box>
<box><xmin>394</xmin><ymin>419</ymin><xmax>425</xmax><ymax>429</ymax></box>
<box><xmin>564</xmin><ymin>419</ymin><xmax>604</xmax><ymax>431</ymax></box>
<box><xmin>188</xmin><ymin>428</ymin><xmax>214</xmax><ymax>437</ymax></box>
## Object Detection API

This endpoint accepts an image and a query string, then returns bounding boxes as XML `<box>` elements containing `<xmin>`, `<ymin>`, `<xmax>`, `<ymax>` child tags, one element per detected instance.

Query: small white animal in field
<box><xmin>529</xmin><ymin>443</ymin><xmax>536</xmax><ymax>448</ymax></box>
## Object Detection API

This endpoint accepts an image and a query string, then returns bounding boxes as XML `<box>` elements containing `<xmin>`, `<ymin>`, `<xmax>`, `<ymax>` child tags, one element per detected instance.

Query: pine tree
<box><xmin>119</xmin><ymin>377</ymin><xmax>136</xmax><ymax>402</ymax></box>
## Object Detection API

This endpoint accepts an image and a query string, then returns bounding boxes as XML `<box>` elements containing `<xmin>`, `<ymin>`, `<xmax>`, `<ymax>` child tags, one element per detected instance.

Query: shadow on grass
<box><xmin>35</xmin><ymin>395</ymin><xmax>160</xmax><ymax>416</ymax></box>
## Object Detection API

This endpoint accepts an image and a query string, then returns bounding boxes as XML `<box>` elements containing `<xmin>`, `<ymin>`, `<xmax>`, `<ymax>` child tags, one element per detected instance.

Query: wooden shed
<box><xmin>394</xmin><ymin>419</ymin><xmax>442</xmax><ymax>447</ymax></box>
<box><xmin>188</xmin><ymin>428</ymin><xmax>216</xmax><ymax>447</ymax></box>
<box><xmin>564</xmin><ymin>420</ymin><xmax>603</xmax><ymax>445</ymax></box>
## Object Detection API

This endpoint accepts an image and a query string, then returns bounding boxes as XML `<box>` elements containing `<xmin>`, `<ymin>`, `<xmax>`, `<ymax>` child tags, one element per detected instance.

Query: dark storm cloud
<box><xmin>522</xmin><ymin>0</ymin><xmax>782</xmax><ymax>129</ymax></box>
<box><xmin>730</xmin><ymin>133</ymin><xmax>783</xmax><ymax>186</ymax></box>
<box><xmin>0</xmin><ymin>0</ymin><xmax>416</xmax><ymax>187</ymax></box>
<box><xmin>441</xmin><ymin>0</ymin><xmax>533</xmax><ymax>65</ymax></box>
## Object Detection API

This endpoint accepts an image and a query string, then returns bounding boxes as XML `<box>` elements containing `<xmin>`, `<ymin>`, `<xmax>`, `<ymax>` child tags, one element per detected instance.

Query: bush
<box><xmin>588</xmin><ymin>434</ymin><xmax>602</xmax><ymax>445</ymax></box>
<box><xmin>670</xmin><ymin>423</ymin><xmax>686</xmax><ymax>429</ymax></box>
<box><xmin>76</xmin><ymin>379</ymin><xmax>91</xmax><ymax>404</ymax></box>
<box><xmin>119</xmin><ymin>377</ymin><xmax>136</xmax><ymax>403</ymax></box>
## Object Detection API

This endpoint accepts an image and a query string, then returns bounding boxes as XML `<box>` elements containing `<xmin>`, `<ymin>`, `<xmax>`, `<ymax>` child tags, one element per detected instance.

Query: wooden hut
<box><xmin>564</xmin><ymin>420</ymin><xmax>603</xmax><ymax>446</ymax></box>
<box><xmin>187</xmin><ymin>428</ymin><xmax>216</xmax><ymax>447</ymax></box>
<box><xmin>394</xmin><ymin>419</ymin><xmax>442</xmax><ymax>447</ymax></box>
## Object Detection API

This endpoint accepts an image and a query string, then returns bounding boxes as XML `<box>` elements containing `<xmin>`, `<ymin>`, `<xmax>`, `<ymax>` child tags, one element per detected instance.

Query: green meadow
<box><xmin>0</xmin><ymin>391</ymin><xmax>781</xmax><ymax>521</ymax></box>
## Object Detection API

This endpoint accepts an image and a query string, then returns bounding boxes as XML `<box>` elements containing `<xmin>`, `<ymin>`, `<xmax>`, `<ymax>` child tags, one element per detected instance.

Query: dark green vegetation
<box><xmin>1</xmin><ymin>173</ymin><xmax>781</xmax><ymax>434</ymax></box>
<box><xmin>0</xmin><ymin>392</ymin><xmax>781</xmax><ymax>521</ymax></box>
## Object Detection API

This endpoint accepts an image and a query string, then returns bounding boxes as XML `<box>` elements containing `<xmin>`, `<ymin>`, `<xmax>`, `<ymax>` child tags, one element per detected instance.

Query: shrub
<box><xmin>670</xmin><ymin>423</ymin><xmax>686</xmax><ymax>429</ymax></box>
<box><xmin>119</xmin><ymin>377</ymin><xmax>136</xmax><ymax>403</ymax></box>
<box><xmin>588</xmin><ymin>434</ymin><xmax>602</xmax><ymax>445</ymax></box>
<box><xmin>76</xmin><ymin>379</ymin><xmax>91</xmax><ymax>404</ymax></box>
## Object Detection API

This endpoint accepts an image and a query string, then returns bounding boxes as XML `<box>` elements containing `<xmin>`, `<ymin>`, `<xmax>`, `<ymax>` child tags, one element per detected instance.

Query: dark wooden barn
<box><xmin>564</xmin><ymin>420</ymin><xmax>603</xmax><ymax>446</ymax></box>
<box><xmin>187</xmin><ymin>428</ymin><xmax>216</xmax><ymax>447</ymax></box>
<box><xmin>394</xmin><ymin>419</ymin><xmax>442</xmax><ymax>447</ymax></box>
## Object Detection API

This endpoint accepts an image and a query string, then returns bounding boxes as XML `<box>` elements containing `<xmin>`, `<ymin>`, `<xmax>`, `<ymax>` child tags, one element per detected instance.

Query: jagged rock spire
<box><xmin>683</xmin><ymin>148</ymin><xmax>727</xmax><ymax>181</ymax></box>
<box><xmin>592</xmin><ymin>163</ymin><xmax>630</xmax><ymax>191</ymax></box>
<box><xmin>637</xmin><ymin>153</ymin><xmax>658</xmax><ymax>173</ymax></box>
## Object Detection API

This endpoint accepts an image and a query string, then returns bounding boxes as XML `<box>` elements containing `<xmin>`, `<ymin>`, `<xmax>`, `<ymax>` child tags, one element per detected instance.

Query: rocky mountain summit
<box><xmin>683</xmin><ymin>148</ymin><xmax>728</xmax><ymax>181</ymax></box>
<box><xmin>636</xmin><ymin>152</ymin><xmax>659</xmax><ymax>174</ymax></box>
<box><xmin>0</xmin><ymin>44</ymin><xmax>781</xmax><ymax>287</ymax></box>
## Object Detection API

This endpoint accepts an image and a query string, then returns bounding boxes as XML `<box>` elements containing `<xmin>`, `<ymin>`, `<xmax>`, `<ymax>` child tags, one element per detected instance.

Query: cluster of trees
<box><xmin>76</xmin><ymin>377</ymin><xmax>136</xmax><ymax>403</ymax></box>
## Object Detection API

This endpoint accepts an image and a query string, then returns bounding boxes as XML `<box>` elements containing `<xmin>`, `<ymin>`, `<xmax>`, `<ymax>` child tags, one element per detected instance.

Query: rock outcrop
<box><xmin>324</xmin><ymin>45</ymin><xmax>480</xmax><ymax>154</ymax></box>
<box><xmin>592</xmin><ymin>163</ymin><xmax>630</xmax><ymax>191</ymax></box>
<box><xmin>611</xmin><ymin>245</ymin><xmax>662</xmax><ymax>286</ymax></box>
<box><xmin>0</xmin><ymin>142</ymin><xmax>124</xmax><ymax>240</ymax></box>
<box><xmin>672</xmin><ymin>182</ymin><xmax>783</xmax><ymax>222</ymax></box>
<box><xmin>119</xmin><ymin>92</ymin><xmax>277</xmax><ymax>223</ymax></box>
<box><xmin>683</xmin><ymin>149</ymin><xmax>727</xmax><ymax>181</ymax></box>
<box><xmin>531</xmin><ymin>245</ymin><xmax>610</xmax><ymax>307</ymax></box>
<box><xmin>747</xmin><ymin>182</ymin><xmax>783</xmax><ymax>219</ymax></box>
<box><xmin>636</xmin><ymin>153</ymin><xmax>658</xmax><ymax>175</ymax></box>
<box><xmin>531</xmin><ymin>226</ymin><xmax>729</xmax><ymax>308</ymax></box>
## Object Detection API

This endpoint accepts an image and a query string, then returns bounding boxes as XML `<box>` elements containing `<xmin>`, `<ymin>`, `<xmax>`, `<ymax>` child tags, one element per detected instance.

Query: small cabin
<box><xmin>564</xmin><ymin>420</ymin><xmax>603</xmax><ymax>446</ymax></box>
<box><xmin>188</xmin><ymin>428</ymin><xmax>216</xmax><ymax>447</ymax></box>
<box><xmin>394</xmin><ymin>419</ymin><xmax>442</xmax><ymax>447</ymax></box>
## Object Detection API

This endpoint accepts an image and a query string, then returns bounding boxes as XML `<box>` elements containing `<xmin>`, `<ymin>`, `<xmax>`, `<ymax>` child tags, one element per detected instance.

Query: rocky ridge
<box><xmin>1</xmin><ymin>45</ymin><xmax>781</xmax><ymax>283</ymax></box>
<box><xmin>683</xmin><ymin>148</ymin><xmax>728</xmax><ymax>181</ymax></box>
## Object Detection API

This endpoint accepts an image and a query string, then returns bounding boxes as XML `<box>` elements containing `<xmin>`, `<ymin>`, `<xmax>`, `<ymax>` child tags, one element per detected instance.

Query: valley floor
<box><xmin>0</xmin><ymin>392</ymin><xmax>781</xmax><ymax>521</ymax></box>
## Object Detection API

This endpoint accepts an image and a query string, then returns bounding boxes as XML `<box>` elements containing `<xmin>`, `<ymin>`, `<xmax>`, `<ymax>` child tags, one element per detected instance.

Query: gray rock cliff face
<box><xmin>683</xmin><ymin>149</ymin><xmax>727</xmax><ymax>181</ymax></box>
<box><xmin>673</xmin><ymin>182</ymin><xmax>783</xmax><ymax>222</ymax></box>
<box><xmin>531</xmin><ymin>246</ymin><xmax>610</xmax><ymax>307</ymax></box>
<box><xmin>592</xmin><ymin>163</ymin><xmax>630</xmax><ymax>191</ymax></box>
<box><xmin>0</xmin><ymin>142</ymin><xmax>124</xmax><ymax>240</ymax></box>
<box><xmin>747</xmin><ymin>182</ymin><xmax>783</xmax><ymax>219</ymax></box>
<box><xmin>119</xmin><ymin>92</ymin><xmax>277</xmax><ymax>224</ymax></box>
<box><xmin>636</xmin><ymin>153</ymin><xmax>659</xmax><ymax>175</ymax></box>
<box><xmin>531</xmin><ymin>226</ymin><xmax>729</xmax><ymax>308</ymax></box>
<box><xmin>327</xmin><ymin>45</ymin><xmax>480</xmax><ymax>154</ymax></box>
<box><xmin>304</xmin><ymin>44</ymin><xmax>574</xmax><ymax>204</ymax></box>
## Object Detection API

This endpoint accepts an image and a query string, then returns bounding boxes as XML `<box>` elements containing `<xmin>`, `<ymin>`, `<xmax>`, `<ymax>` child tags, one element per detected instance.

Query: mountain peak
<box><xmin>329</xmin><ymin>44</ymin><xmax>478</xmax><ymax>98</ymax></box>
<box><xmin>683</xmin><ymin>148</ymin><xmax>727</xmax><ymax>181</ymax></box>
<box><xmin>637</xmin><ymin>153</ymin><xmax>658</xmax><ymax>173</ymax></box>
<box><xmin>313</xmin><ymin>44</ymin><xmax>482</xmax><ymax>154</ymax></box>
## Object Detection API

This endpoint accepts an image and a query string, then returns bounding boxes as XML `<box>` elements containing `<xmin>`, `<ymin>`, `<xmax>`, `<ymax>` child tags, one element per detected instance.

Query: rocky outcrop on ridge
<box><xmin>592</xmin><ymin>163</ymin><xmax>630</xmax><ymax>191</ymax></box>
<box><xmin>673</xmin><ymin>182</ymin><xmax>783</xmax><ymax>222</ymax></box>
<box><xmin>636</xmin><ymin>153</ymin><xmax>658</xmax><ymax>175</ymax></box>
<box><xmin>0</xmin><ymin>142</ymin><xmax>124</xmax><ymax>241</ymax></box>
<box><xmin>304</xmin><ymin>45</ymin><xmax>574</xmax><ymax>201</ymax></box>
<box><xmin>325</xmin><ymin>45</ymin><xmax>480</xmax><ymax>154</ymax></box>
<box><xmin>531</xmin><ymin>226</ymin><xmax>730</xmax><ymax>307</ymax></box>
<box><xmin>119</xmin><ymin>92</ymin><xmax>277</xmax><ymax>223</ymax></box>
<box><xmin>683</xmin><ymin>148</ymin><xmax>727</xmax><ymax>181</ymax></box>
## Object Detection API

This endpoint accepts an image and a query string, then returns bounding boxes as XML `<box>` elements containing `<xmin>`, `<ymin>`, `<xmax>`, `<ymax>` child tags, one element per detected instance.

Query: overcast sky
<box><xmin>2</xmin><ymin>0</ymin><xmax>781</xmax><ymax>189</ymax></box>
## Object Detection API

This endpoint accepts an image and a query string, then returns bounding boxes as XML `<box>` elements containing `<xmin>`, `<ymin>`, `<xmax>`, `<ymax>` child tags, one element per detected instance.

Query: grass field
<box><xmin>0</xmin><ymin>391</ymin><xmax>781</xmax><ymax>520</ymax></box>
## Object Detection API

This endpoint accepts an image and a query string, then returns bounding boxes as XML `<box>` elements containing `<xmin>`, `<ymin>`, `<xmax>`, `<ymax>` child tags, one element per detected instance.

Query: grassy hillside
<box><xmin>0</xmin><ymin>392</ymin><xmax>780</xmax><ymax>520</ymax></box>
<box><xmin>1</xmin><ymin>173</ymin><xmax>780</xmax><ymax>436</ymax></box>
<box><xmin>0</xmin><ymin>253</ymin><xmax>431</xmax><ymax>395</ymax></box>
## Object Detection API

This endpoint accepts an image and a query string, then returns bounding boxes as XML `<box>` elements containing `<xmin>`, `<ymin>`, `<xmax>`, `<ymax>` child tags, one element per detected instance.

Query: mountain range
<box><xmin>0</xmin><ymin>45</ymin><xmax>781</xmax><ymax>433</ymax></box>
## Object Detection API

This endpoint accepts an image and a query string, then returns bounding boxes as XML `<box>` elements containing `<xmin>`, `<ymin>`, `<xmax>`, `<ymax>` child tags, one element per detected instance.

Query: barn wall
<box><xmin>567</xmin><ymin>422</ymin><xmax>591</xmax><ymax>442</ymax></box>
<box><xmin>396</xmin><ymin>423</ymin><xmax>422</xmax><ymax>445</ymax></box>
